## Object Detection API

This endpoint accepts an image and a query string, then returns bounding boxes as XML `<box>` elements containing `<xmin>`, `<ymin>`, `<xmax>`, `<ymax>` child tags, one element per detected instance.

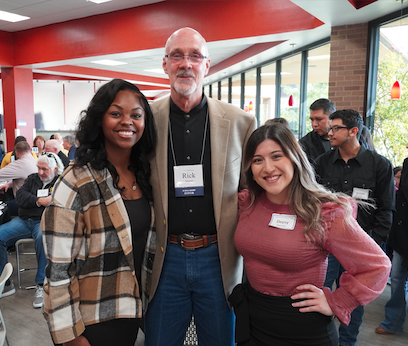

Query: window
<box><xmin>211</xmin><ymin>82</ymin><xmax>218</xmax><ymax>100</ymax></box>
<box><xmin>244</xmin><ymin>68</ymin><xmax>257</xmax><ymax>116</ymax></box>
<box><xmin>374</xmin><ymin>16</ymin><xmax>408</xmax><ymax>166</ymax></box>
<box><xmin>306</xmin><ymin>44</ymin><xmax>330</xmax><ymax>134</ymax></box>
<box><xmin>259</xmin><ymin>62</ymin><xmax>276</xmax><ymax>125</ymax></box>
<box><xmin>220</xmin><ymin>78</ymin><xmax>229</xmax><ymax>102</ymax></box>
<box><xmin>231</xmin><ymin>74</ymin><xmax>241</xmax><ymax>109</ymax></box>
<box><xmin>280</xmin><ymin>53</ymin><xmax>301</xmax><ymax>138</ymax></box>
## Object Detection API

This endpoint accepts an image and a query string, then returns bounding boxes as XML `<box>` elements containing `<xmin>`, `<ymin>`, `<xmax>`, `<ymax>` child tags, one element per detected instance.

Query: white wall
<box><xmin>33</xmin><ymin>80</ymin><xmax>108</xmax><ymax>131</ymax></box>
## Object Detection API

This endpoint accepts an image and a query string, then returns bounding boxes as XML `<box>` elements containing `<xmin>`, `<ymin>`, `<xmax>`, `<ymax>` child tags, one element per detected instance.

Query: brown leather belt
<box><xmin>169</xmin><ymin>233</ymin><xmax>218</xmax><ymax>250</ymax></box>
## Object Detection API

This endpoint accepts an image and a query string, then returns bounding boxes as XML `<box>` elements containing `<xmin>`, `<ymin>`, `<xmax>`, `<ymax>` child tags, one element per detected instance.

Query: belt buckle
<box><xmin>178</xmin><ymin>233</ymin><xmax>197</xmax><ymax>250</ymax></box>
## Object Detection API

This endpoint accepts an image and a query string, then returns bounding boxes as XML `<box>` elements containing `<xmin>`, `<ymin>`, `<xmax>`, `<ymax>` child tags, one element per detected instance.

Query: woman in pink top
<box><xmin>230</xmin><ymin>123</ymin><xmax>391</xmax><ymax>346</ymax></box>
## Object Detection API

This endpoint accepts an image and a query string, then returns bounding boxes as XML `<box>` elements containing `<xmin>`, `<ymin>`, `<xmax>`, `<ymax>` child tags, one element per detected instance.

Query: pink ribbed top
<box><xmin>235</xmin><ymin>190</ymin><xmax>391</xmax><ymax>324</ymax></box>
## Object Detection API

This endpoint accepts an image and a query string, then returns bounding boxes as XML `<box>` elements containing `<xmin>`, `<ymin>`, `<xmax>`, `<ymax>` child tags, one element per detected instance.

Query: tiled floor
<box><xmin>1</xmin><ymin>245</ymin><xmax>407</xmax><ymax>346</ymax></box>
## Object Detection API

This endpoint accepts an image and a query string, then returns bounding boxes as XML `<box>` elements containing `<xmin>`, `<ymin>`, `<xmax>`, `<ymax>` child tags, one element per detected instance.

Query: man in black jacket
<box><xmin>0</xmin><ymin>152</ymin><xmax>64</xmax><ymax>308</ymax></box>
<box><xmin>376</xmin><ymin>155</ymin><xmax>408</xmax><ymax>335</ymax></box>
<box><xmin>299</xmin><ymin>98</ymin><xmax>335</xmax><ymax>162</ymax></box>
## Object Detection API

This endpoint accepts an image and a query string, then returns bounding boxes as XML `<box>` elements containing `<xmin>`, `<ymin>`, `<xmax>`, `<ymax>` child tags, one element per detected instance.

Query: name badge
<box><xmin>352</xmin><ymin>187</ymin><xmax>369</xmax><ymax>200</ymax></box>
<box><xmin>269</xmin><ymin>213</ymin><xmax>297</xmax><ymax>230</ymax></box>
<box><xmin>32</xmin><ymin>147</ymin><xmax>39</xmax><ymax>154</ymax></box>
<box><xmin>37</xmin><ymin>189</ymin><xmax>49</xmax><ymax>197</ymax></box>
<box><xmin>174</xmin><ymin>164</ymin><xmax>204</xmax><ymax>197</ymax></box>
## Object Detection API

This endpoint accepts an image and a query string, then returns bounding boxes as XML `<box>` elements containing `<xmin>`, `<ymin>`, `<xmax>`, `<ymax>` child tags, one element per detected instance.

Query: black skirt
<box><xmin>229</xmin><ymin>282</ymin><xmax>338</xmax><ymax>346</ymax></box>
<box><xmin>81</xmin><ymin>318</ymin><xmax>140</xmax><ymax>346</ymax></box>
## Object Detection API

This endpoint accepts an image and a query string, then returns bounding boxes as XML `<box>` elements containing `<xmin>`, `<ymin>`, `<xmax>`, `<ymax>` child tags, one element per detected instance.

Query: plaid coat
<box><xmin>41</xmin><ymin>164</ymin><xmax>156</xmax><ymax>344</ymax></box>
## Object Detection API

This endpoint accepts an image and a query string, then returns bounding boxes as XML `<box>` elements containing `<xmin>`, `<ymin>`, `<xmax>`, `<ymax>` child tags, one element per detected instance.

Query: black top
<box><xmin>58</xmin><ymin>151</ymin><xmax>70</xmax><ymax>169</ymax></box>
<box><xmin>167</xmin><ymin>96</ymin><xmax>217</xmax><ymax>236</ymax></box>
<box><xmin>315</xmin><ymin>145</ymin><xmax>395</xmax><ymax>245</ymax></box>
<box><xmin>299</xmin><ymin>131</ymin><xmax>331</xmax><ymax>163</ymax></box>
<box><xmin>15</xmin><ymin>173</ymin><xmax>59</xmax><ymax>220</ymax></box>
<box><xmin>123</xmin><ymin>196</ymin><xmax>151</xmax><ymax>288</ymax></box>
<box><xmin>388</xmin><ymin>157</ymin><xmax>408</xmax><ymax>267</ymax></box>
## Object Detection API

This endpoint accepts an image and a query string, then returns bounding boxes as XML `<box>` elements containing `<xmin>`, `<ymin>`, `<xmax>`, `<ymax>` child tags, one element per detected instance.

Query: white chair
<box><xmin>0</xmin><ymin>262</ymin><xmax>13</xmax><ymax>346</ymax></box>
<box><xmin>15</xmin><ymin>239</ymin><xmax>37</xmax><ymax>290</ymax></box>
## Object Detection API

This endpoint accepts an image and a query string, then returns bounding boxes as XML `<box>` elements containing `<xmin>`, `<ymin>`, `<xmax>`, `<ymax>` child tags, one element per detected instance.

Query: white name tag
<box><xmin>174</xmin><ymin>164</ymin><xmax>204</xmax><ymax>197</ymax></box>
<box><xmin>37</xmin><ymin>189</ymin><xmax>49</xmax><ymax>197</ymax></box>
<box><xmin>32</xmin><ymin>147</ymin><xmax>39</xmax><ymax>154</ymax></box>
<box><xmin>352</xmin><ymin>187</ymin><xmax>369</xmax><ymax>200</ymax></box>
<box><xmin>269</xmin><ymin>213</ymin><xmax>297</xmax><ymax>230</ymax></box>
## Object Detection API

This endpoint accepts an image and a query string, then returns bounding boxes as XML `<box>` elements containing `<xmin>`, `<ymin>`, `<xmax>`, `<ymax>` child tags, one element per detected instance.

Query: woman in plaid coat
<box><xmin>41</xmin><ymin>79</ymin><xmax>157</xmax><ymax>346</ymax></box>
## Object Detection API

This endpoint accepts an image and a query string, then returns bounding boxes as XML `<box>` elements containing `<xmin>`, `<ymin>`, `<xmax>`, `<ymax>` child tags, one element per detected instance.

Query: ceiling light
<box><xmin>0</xmin><ymin>10</ymin><xmax>29</xmax><ymax>23</ymax></box>
<box><xmin>91</xmin><ymin>60</ymin><xmax>127</xmax><ymax>66</ymax></box>
<box><xmin>88</xmin><ymin>0</ymin><xmax>113</xmax><ymax>4</ymax></box>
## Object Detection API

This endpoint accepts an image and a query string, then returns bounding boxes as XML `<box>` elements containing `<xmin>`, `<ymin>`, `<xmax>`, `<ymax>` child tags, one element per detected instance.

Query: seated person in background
<box><xmin>393</xmin><ymin>166</ymin><xmax>402</xmax><ymax>191</ymax></box>
<box><xmin>1</xmin><ymin>135</ymin><xmax>38</xmax><ymax>168</ymax></box>
<box><xmin>0</xmin><ymin>141</ymin><xmax>38</xmax><ymax>216</ymax></box>
<box><xmin>33</xmin><ymin>135</ymin><xmax>46</xmax><ymax>155</ymax></box>
<box><xmin>62</xmin><ymin>135</ymin><xmax>77</xmax><ymax>161</ymax></box>
<box><xmin>44</xmin><ymin>139</ymin><xmax>69</xmax><ymax>169</ymax></box>
<box><xmin>0</xmin><ymin>152</ymin><xmax>64</xmax><ymax>308</ymax></box>
<box><xmin>0</xmin><ymin>140</ymin><xmax>3</xmax><ymax>162</ymax></box>
<box><xmin>53</xmin><ymin>133</ymin><xmax>69</xmax><ymax>157</ymax></box>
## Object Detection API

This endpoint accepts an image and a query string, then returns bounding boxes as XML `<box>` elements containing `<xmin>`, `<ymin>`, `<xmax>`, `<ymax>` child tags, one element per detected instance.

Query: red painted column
<box><xmin>2</xmin><ymin>67</ymin><xmax>34</xmax><ymax>152</ymax></box>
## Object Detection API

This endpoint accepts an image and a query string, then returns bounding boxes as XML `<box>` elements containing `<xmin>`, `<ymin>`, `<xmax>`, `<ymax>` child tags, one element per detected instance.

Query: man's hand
<box><xmin>0</xmin><ymin>182</ymin><xmax>10</xmax><ymax>192</ymax></box>
<box><xmin>37</xmin><ymin>195</ymin><xmax>52</xmax><ymax>207</ymax></box>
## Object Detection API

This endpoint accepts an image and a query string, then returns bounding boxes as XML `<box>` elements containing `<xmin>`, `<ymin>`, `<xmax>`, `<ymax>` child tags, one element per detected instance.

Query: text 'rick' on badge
<box><xmin>174</xmin><ymin>164</ymin><xmax>204</xmax><ymax>197</ymax></box>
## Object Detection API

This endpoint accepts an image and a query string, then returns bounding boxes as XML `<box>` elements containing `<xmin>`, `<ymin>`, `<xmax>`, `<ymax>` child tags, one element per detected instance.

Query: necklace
<box><xmin>121</xmin><ymin>175</ymin><xmax>137</xmax><ymax>191</ymax></box>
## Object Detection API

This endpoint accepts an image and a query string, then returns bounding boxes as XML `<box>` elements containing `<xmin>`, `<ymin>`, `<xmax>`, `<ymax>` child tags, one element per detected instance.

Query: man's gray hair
<box><xmin>63</xmin><ymin>135</ymin><xmax>75</xmax><ymax>145</ymax></box>
<box><xmin>38</xmin><ymin>152</ymin><xmax>64</xmax><ymax>175</ymax></box>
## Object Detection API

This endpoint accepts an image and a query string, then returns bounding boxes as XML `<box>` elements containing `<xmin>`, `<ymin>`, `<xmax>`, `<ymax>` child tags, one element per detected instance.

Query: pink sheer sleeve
<box><xmin>320</xmin><ymin>201</ymin><xmax>391</xmax><ymax>325</ymax></box>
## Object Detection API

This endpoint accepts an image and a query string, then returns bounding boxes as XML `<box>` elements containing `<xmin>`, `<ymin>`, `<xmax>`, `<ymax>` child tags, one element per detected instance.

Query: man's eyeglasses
<box><xmin>326</xmin><ymin>126</ymin><xmax>348</xmax><ymax>133</ymax></box>
<box><xmin>165</xmin><ymin>53</ymin><xmax>207</xmax><ymax>63</ymax></box>
<box><xmin>41</xmin><ymin>152</ymin><xmax>58</xmax><ymax>165</ymax></box>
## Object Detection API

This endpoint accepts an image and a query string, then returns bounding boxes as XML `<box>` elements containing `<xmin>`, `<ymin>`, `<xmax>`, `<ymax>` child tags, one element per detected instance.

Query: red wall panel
<box><xmin>0</xmin><ymin>30</ymin><xmax>14</xmax><ymax>66</ymax></box>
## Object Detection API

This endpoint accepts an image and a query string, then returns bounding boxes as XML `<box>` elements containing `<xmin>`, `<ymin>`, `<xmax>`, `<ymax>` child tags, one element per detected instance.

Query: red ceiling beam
<box><xmin>0</xmin><ymin>30</ymin><xmax>14</xmax><ymax>66</ymax></box>
<box><xmin>11</xmin><ymin>0</ymin><xmax>323</xmax><ymax>66</ymax></box>
<box><xmin>347</xmin><ymin>0</ymin><xmax>377</xmax><ymax>10</ymax></box>
<box><xmin>39</xmin><ymin>65</ymin><xmax>170</xmax><ymax>87</ymax></box>
<box><xmin>32</xmin><ymin>73</ymin><xmax>100</xmax><ymax>81</ymax></box>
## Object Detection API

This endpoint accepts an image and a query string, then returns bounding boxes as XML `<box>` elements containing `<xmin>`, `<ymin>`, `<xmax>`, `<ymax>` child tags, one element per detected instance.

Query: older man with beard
<box><xmin>0</xmin><ymin>152</ymin><xmax>64</xmax><ymax>309</ymax></box>
<box><xmin>145</xmin><ymin>27</ymin><xmax>256</xmax><ymax>346</ymax></box>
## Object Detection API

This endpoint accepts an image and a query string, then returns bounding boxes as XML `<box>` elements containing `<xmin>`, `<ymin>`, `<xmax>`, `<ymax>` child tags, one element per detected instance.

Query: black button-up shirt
<box><xmin>315</xmin><ymin>146</ymin><xmax>395</xmax><ymax>244</ymax></box>
<box><xmin>167</xmin><ymin>96</ymin><xmax>217</xmax><ymax>235</ymax></box>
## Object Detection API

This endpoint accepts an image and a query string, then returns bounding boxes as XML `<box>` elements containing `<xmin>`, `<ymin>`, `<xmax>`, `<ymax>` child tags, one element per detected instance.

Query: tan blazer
<box><xmin>150</xmin><ymin>96</ymin><xmax>256</xmax><ymax>300</ymax></box>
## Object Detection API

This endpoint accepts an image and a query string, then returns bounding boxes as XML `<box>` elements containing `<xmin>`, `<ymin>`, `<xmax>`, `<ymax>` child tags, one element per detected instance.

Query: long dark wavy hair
<box><xmin>74</xmin><ymin>79</ymin><xmax>157</xmax><ymax>202</ymax></box>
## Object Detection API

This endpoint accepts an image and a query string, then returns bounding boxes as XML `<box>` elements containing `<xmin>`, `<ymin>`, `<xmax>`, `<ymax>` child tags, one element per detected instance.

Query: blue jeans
<box><xmin>380</xmin><ymin>251</ymin><xmax>408</xmax><ymax>333</ymax></box>
<box><xmin>0</xmin><ymin>217</ymin><xmax>46</xmax><ymax>284</ymax></box>
<box><xmin>324</xmin><ymin>254</ymin><xmax>363</xmax><ymax>346</ymax></box>
<box><xmin>144</xmin><ymin>242</ymin><xmax>234</xmax><ymax>346</ymax></box>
